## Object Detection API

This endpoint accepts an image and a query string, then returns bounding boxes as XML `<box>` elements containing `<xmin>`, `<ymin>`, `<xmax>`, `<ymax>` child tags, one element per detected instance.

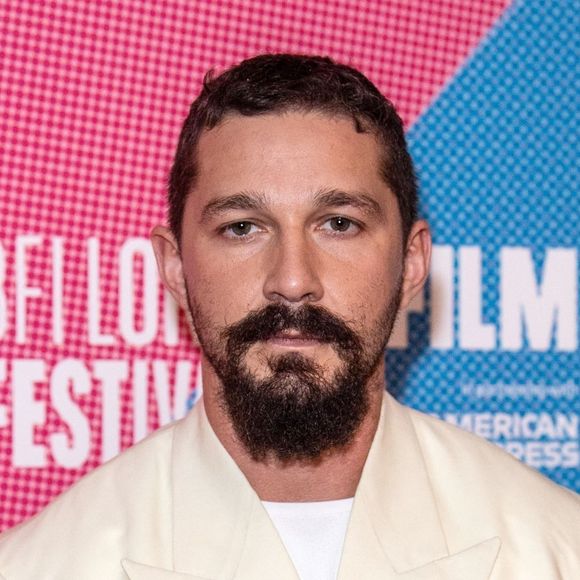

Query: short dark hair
<box><xmin>168</xmin><ymin>54</ymin><xmax>418</xmax><ymax>245</ymax></box>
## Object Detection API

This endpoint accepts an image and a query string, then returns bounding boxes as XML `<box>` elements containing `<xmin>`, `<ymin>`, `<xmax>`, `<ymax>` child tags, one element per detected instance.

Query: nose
<box><xmin>262</xmin><ymin>232</ymin><xmax>324</xmax><ymax>304</ymax></box>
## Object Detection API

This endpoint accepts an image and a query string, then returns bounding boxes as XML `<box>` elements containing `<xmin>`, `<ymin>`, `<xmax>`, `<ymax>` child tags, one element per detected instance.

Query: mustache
<box><xmin>222</xmin><ymin>303</ymin><xmax>362</xmax><ymax>353</ymax></box>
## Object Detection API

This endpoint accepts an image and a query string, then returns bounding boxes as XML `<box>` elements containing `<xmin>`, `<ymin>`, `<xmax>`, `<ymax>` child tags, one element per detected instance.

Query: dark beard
<box><xmin>188</xmin><ymin>291</ymin><xmax>401</xmax><ymax>462</ymax></box>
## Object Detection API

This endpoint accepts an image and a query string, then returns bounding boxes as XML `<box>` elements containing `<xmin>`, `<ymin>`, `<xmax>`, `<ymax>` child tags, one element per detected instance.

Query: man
<box><xmin>0</xmin><ymin>54</ymin><xmax>578</xmax><ymax>579</ymax></box>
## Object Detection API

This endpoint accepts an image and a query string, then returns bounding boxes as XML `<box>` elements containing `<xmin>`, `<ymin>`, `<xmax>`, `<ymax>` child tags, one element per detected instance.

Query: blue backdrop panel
<box><xmin>388</xmin><ymin>0</ymin><xmax>579</xmax><ymax>491</ymax></box>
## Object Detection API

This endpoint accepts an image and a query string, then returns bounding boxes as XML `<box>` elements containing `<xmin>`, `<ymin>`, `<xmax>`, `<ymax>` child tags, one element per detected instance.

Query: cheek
<box><xmin>327</xmin><ymin>249</ymin><xmax>402</xmax><ymax>310</ymax></box>
<box><xmin>183</xmin><ymin>254</ymin><xmax>260</xmax><ymax>327</ymax></box>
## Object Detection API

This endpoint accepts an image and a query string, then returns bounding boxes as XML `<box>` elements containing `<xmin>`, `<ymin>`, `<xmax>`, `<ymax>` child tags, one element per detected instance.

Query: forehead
<box><xmin>191</xmin><ymin>111</ymin><xmax>392</xmax><ymax>207</ymax></box>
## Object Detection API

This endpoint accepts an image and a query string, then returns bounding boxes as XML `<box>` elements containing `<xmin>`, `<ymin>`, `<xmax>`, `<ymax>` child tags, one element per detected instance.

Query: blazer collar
<box><xmin>337</xmin><ymin>393</ymin><xmax>501</xmax><ymax>579</ymax></box>
<box><xmin>123</xmin><ymin>394</ymin><xmax>500</xmax><ymax>579</ymax></box>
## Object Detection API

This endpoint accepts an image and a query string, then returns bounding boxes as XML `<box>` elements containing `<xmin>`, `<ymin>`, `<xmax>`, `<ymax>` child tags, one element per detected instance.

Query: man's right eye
<box><xmin>223</xmin><ymin>221</ymin><xmax>258</xmax><ymax>237</ymax></box>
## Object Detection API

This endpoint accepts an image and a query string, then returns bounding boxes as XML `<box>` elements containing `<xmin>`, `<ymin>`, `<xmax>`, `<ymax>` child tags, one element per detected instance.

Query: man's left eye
<box><xmin>224</xmin><ymin>222</ymin><xmax>258</xmax><ymax>237</ymax></box>
<box><xmin>324</xmin><ymin>216</ymin><xmax>359</xmax><ymax>233</ymax></box>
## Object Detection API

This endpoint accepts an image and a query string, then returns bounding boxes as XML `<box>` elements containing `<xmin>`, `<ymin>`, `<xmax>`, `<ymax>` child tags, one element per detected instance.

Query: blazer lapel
<box><xmin>397</xmin><ymin>537</ymin><xmax>501</xmax><ymax>580</ymax></box>
<box><xmin>121</xmin><ymin>398</ymin><xmax>298</xmax><ymax>579</ymax></box>
<box><xmin>121</xmin><ymin>559</ymin><xmax>211</xmax><ymax>580</ymax></box>
<box><xmin>338</xmin><ymin>393</ymin><xmax>501</xmax><ymax>580</ymax></box>
<box><xmin>170</xmin><ymin>398</ymin><xmax>297</xmax><ymax>580</ymax></box>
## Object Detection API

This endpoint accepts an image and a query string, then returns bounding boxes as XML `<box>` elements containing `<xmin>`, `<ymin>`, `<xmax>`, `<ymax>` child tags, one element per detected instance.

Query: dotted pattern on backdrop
<box><xmin>391</xmin><ymin>0</ymin><xmax>579</xmax><ymax>491</ymax></box>
<box><xmin>0</xmin><ymin>0</ymin><xmax>529</xmax><ymax>532</ymax></box>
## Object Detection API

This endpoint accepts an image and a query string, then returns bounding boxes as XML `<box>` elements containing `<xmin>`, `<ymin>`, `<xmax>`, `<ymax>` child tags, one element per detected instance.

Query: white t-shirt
<box><xmin>262</xmin><ymin>498</ymin><xmax>354</xmax><ymax>580</ymax></box>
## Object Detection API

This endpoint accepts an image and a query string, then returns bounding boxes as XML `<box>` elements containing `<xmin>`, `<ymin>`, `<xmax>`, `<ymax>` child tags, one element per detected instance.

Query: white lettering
<box><xmin>52</xmin><ymin>237</ymin><xmax>64</xmax><ymax>344</ymax></box>
<box><xmin>15</xmin><ymin>236</ymin><xmax>43</xmax><ymax>344</ymax></box>
<box><xmin>493</xmin><ymin>413</ymin><xmax>512</xmax><ymax>438</ymax></box>
<box><xmin>93</xmin><ymin>360</ymin><xmax>129</xmax><ymax>462</ymax></box>
<box><xmin>501</xmin><ymin>248</ymin><xmax>577</xmax><ymax>351</ymax></box>
<box><xmin>49</xmin><ymin>359</ymin><xmax>91</xmax><ymax>468</ymax></box>
<box><xmin>459</xmin><ymin>247</ymin><xmax>496</xmax><ymax>350</ymax></box>
<box><xmin>87</xmin><ymin>237</ymin><xmax>115</xmax><ymax>346</ymax></box>
<box><xmin>119</xmin><ymin>239</ymin><xmax>158</xmax><ymax>346</ymax></box>
<box><xmin>562</xmin><ymin>441</ymin><xmax>579</xmax><ymax>467</ymax></box>
<box><xmin>430</xmin><ymin>245</ymin><xmax>454</xmax><ymax>349</ymax></box>
<box><xmin>12</xmin><ymin>359</ymin><xmax>47</xmax><ymax>467</ymax></box>
<box><xmin>473</xmin><ymin>413</ymin><xmax>492</xmax><ymax>438</ymax></box>
<box><xmin>555</xmin><ymin>414</ymin><xmax>578</xmax><ymax>439</ymax></box>
<box><xmin>499</xmin><ymin>441</ymin><xmax>579</xmax><ymax>469</ymax></box>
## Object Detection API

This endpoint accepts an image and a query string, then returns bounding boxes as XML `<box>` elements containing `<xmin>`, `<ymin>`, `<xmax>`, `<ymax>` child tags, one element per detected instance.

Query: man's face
<box><xmin>155</xmin><ymin>111</ymin><xmax>429</xmax><ymax>461</ymax></box>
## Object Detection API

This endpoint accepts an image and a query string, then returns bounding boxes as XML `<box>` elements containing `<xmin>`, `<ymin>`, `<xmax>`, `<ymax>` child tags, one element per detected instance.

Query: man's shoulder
<box><xmin>406</xmin><ymin>405</ymin><xmax>580</xmax><ymax>545</ymax></box>
<box><xmin>0</xmin><ymin>418</ymin><xmax>180</xmax><ymax>579</ymax></box>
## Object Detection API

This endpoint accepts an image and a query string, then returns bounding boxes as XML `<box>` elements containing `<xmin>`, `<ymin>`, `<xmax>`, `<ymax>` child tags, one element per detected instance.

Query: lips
<box><xmin>272</xmin><ymin>330</ymin><xmax>313</xmax><ymax>339</ymax></box>
<box><xmin>267</xmin><ymin>330</ymin><xmax>322</xmax><ymax>346</ymax></box>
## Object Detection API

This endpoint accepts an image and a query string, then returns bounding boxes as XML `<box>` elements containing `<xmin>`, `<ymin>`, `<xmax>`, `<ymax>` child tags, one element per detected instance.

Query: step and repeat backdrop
<box><xmin>0</xmin><ymin>0</ymin><xmax>577</xmax><ymax>531</ymax></box>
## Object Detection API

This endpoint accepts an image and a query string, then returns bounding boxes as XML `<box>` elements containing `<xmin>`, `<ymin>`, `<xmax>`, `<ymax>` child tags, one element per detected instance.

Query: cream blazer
<box><xmin>0</xmin><ymin>392</ymin><xmax>578</xmax><ymax>579</ymax></box>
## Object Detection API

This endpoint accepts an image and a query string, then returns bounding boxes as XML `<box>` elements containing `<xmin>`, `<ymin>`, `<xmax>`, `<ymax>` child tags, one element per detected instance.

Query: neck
<box><xmin>202</xmin><ymin>363</ymin><xmax>385</xmax><ymax>502</ymax></box>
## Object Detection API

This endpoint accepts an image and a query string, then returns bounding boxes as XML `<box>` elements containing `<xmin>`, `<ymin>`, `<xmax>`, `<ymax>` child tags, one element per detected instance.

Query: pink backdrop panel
<box><xmin>0</xmin><ymin>0</ymin><xmax>509</xmax><ymax>531</ymax></box>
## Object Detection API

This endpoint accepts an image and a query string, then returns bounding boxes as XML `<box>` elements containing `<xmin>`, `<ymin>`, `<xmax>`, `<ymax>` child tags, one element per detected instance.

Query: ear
<box><xmin>150</xmin><ymin>225</ymin><xmax>200</xmax><ymax>345</ymax></box>
<box><xmin>150</xmin><ymin>225</ymin><xmax>187</xmax><ymax>308</ymax></box>
<box><xmin>399</xmin><ymin>219</ymin><xmax>431</xmax><ymax>310</ymax></box>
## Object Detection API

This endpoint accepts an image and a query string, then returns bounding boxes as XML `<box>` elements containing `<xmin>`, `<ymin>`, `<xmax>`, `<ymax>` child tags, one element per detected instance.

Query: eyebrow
<box><xmin>312</xmin><ymin>187</ymin><xmax>384</xmax><ymax>220</ymax></box>
<box><xmin>199</xmin><ymin>187</ymin><xmax>385</xmax><ymax>224</ymax></box>
<box><xmin>200</xmin><ymin>191</ymin><xmax>270</xmax><ymax>224</ymax></box>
